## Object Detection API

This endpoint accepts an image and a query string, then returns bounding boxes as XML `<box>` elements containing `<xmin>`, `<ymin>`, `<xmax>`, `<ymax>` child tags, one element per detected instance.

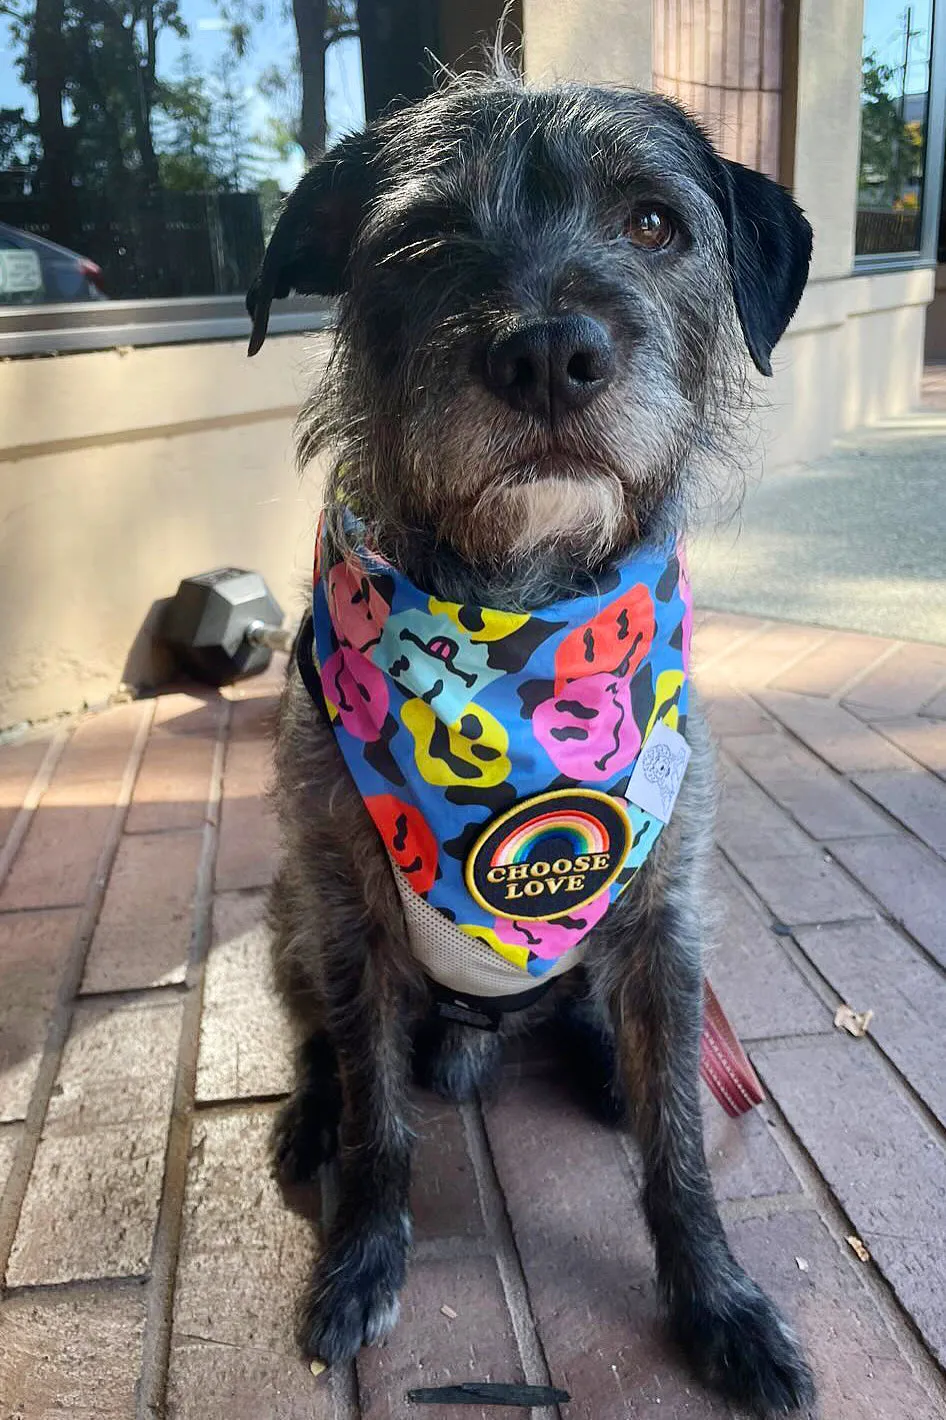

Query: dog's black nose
<box><xmin>484</xmin><ymin>315</ymin><xmax>615</xmax><ymax>418</ymax></box>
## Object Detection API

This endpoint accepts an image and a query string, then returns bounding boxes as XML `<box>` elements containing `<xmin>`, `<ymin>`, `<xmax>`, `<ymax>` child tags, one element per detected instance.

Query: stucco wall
<box><xmin>759</xmin><ymin>268</ymin><xmax>935</xmax><ymax>469</ymax></box>
<box><xmin>0</xmin><ymin>335</ymin><xmax>328</xmax><ymax>728</ymax></box>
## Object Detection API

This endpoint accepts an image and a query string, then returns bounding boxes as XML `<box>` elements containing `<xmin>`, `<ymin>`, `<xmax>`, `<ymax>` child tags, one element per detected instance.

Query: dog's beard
<box><xmin>472</xmin><ymin>467</ymin><xmax>629</xmax><ymax>562</ymax></box>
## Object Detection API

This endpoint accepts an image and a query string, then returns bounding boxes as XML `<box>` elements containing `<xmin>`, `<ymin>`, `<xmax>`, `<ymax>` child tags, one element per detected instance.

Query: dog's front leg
<box><xmin>297</xmin><ymin>933</ymin><xmax>414</xmax><ymax>1365</ymax></box>
<box><xmin>602</xmin><ymin>875</ymin><xmax>815</xmax><ymax>1415</ymax></box>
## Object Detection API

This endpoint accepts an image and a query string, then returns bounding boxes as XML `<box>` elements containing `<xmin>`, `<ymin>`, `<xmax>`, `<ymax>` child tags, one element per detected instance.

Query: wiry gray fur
<box><xmin>253</xmin><ymin>63</ymin><xmax>815</xmax><ymax>1417</ymax></box>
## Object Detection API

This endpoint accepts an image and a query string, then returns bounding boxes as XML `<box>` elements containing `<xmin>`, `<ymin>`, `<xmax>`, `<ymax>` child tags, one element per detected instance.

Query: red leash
<box><xmin>700</xmin><ymin>980</ymin><xmax>764</xmax><ymax>1117</ymax></box>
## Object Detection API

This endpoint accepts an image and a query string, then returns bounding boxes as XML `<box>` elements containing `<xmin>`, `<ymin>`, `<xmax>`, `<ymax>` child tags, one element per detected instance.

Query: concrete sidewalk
<box><xmin>1</xmin><ymin>615</ymin><xmax>946</xmax><ymax>1418</ymax></box>
<box><xmin>691</xmin><ymin>366</ymin><xmax>946</xmax><ymax>644</ymax></box>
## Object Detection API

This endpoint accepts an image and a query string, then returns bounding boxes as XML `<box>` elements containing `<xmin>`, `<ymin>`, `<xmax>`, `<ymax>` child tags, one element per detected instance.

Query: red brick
<box><xmin>166</xmin><ymin>1341</ymin><xmax>331</xmax><ymax>1420</ymax></box>
<box><xmin>829</xmin><ymin>834</ymin><xmax>946</xmax><ymax>970</ymax></box>
<box><xmin>729</xmin><ymin>1211</ymin><xmax>942</xmax><ymax>1420</ymax></box>
<box><xmin>757</xmin><ymin>690</ymin><xmax>915</xmax><ymax>773</ymax></box>
<box><xmin>708</xmin><ymin>623</ymin><xmax>831</xmax><ymax>693</ymax></box>
<box><xmin>167</xmin><ymin>1106</ymin><xmax>320</xmax><ymax>1420</ymax></box>
<box><xmin>0</xmin><ymin>703</ymin><xmax>145</xmax><ymax>911</ymax></box>
<box><xmin>228</xmin><ymin>692</ymin><xmax>281</xmax><ymax>740</ymax></box>
<box><xmin>752</xmin><ymin>1036</ymin><xmax>946</xmax><ymax>1366</ymax></box>
<box><xmin>0</xmin><ymin>730</ymin><xmax>55</xmax><ymax>853</ymax></box>
<box><xmin>171</xmin><ymin>1107</ymin><xmax>312</xmax><ymax>1354</ymax></box>
<box><xmin>707</xmin><ymin>859</ymin><xmax>829</xmax><ymax>1040</ymax></box>
<box><xmin>151</xmin><ymin>688</ymin><xmax>227</xmax><ymax>737</ymax></box>
<box><xmin>358</xmin><ymin>1256</ymin><xmax>527</xmax><ymax>1420</ymax></box>
<box><xmin>703</xmin><ymin>1091</ymin><xmax>801</xmax><ymax>1200</ymax></box>
<box><xmin>795</xmin><ymin>920</ymin><xmax>946</xmax><ymax>1129</ymax></box>
<box><xmin>215</xmin><ymin>736</ymin><xmax>279</xmax><ymax>891</ymax></box>
<box><xmin>715</xmin><ymin>759</ymin><xmax>811</xmax><ymax>869</ymax></box>
<box><xmin>0</xmin><ymin>1123</ymin><xmax>20</xmax><ymax>1196</ymax></box>
<box><xmin>733</xmin><ymin>846</ymin><xmax>877</xmax><ymax>928</ymax></box>
<box><xmin>82</xmin><ymin>829</ymin><xmax>202</xmax><ymax>992</ymax></box>
<box><xmin>7</xmin><ymin>995</ymin><xmax>181</xmax><ymax>1285</ymax></box>
<box><xmin>921</xmin><ymin>364</ymin><xmax>946</xmax><ymax>408</ymax></box>
<box><xmin>0</xmin><ymin>908</ymin><xmax>80</xmax><ymax>1123</ymax></box>
<box><xmin>875</xmin><ymin>715</ymin><xmax>946</xmax><ymax>778</ymax></box>
<box><xmin>195</xmin><ymin>890</ymin><xmax>293</xmax><ymax>1103</ymax></box>
<box><xmin>700</xmin><ymin>687</ymin><xmax>775</xmax><ymax>737</ymax></box>
<box><xmin>125</xmin><ymin>731</ymin><xmax>217</xmax><ymax>833</ymax></box>
<box><xmin>767</xmin><ymin>631</ymin><xmax>893</xmax><ymax>697</ymax></box>
<box><xmin>922</xmin><ymin>685</ymin><xmax>946</xmax><ymax>718</ymax></box>
<box><xmin>724</xmin><ymin>733</ymin><xmax>887</xmax><ymax>839</ymax></box>
<box><xmin>410</xmin><ymin>1098</ymin><xmax>485</xmax><ymax>1239</ymax></box>
<box><xmin>843</xmin><ymin>643</ymin><xmax>946</xmax><ymax>719</ymax></box>
<box><xmin>690</xmin><ymin>611</ymin><xmax>767</xmax><ymax>669</ymax></box>
<box><xmin>0</xmin><ymin>1287</ymin><xmax>143</xmax><ymax>1419</ymax></box>
<box><xmin>485</xmin><ymin>1074</ymin><xmax>730</xmax><ymax>1418</ymax></box>
<box><xmin>852</xmin><ymin>767</ymin><xmax>946</xmax><ymax>852</ymax></box>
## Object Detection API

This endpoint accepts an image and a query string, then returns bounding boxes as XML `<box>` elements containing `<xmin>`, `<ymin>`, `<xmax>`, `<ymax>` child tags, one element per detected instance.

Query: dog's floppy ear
<box><xmin>246</xmin><ymin>128</ymin><xmax>382</xmax><ymax>356</ymax></box>
<box><xmin>709</xmin><ymin>158</ymin><xmax>812</xmax><ymax>377</ymax></box>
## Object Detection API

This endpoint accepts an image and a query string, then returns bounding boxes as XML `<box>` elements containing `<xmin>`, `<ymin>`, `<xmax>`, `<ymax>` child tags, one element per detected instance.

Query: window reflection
<box><xmin>0</xmin><ymin>0</ymin><xmax>365</xmax><ymax>303</ymax></box>
<box><xmin>856</xmin><ymin>0</ymin><xmax>935</xmax><ymax>256</ymax></box>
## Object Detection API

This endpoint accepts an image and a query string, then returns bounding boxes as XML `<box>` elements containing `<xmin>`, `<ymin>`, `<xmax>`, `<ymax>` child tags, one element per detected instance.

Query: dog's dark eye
<box><xmin>624</xmin><ymin>207</ymin><xmax>675</xmax><ymax>250</ymax></box>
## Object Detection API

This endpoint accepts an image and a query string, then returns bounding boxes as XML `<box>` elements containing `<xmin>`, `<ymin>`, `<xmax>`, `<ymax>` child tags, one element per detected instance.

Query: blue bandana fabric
<box><xmin>309</xmin><ymin>512</ymin><xmax>692</xmax><ymax>979</ymax></box>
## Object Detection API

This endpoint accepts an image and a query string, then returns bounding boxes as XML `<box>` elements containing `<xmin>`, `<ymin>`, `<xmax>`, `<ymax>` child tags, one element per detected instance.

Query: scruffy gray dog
<box><xmin>247</xmin><ymin>64</ymin><xmax>814</xmax><ymax>1416</ymax></box>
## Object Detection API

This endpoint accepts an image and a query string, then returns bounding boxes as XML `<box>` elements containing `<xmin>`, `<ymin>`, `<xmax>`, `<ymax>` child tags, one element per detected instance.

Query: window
<box><xmin>0</xmin><ymin>0</ymin><xmax>365</xmax><ymax>309</ymax></box>
<box><xmin>855</xmin><ymin>0</ymin><xmax>945</xmax><ymax>261</ymax></box>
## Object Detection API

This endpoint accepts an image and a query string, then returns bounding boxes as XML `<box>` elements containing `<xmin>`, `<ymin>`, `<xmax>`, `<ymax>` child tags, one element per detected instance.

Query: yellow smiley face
<box><xmin>401</xmin><ymin>698</ymin><xmax>511</xmax><ymax>788</ymax></box>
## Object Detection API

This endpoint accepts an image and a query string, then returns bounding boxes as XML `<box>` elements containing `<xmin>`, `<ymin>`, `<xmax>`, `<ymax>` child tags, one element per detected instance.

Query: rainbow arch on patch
<box><xmin>492</xmin><ymin>809</ymin><xmax>610</xmax><ymax>866</ymax></box>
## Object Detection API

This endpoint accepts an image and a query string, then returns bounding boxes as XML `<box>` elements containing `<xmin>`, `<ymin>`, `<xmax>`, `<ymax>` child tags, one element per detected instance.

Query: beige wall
<box><xmin>758</xmin><ymin>268</ymin><xmax>934</xmax><ymax>469</ymax></box>
<box><xmin>0</xmin><ymin>336</ymin><xmax>328</xmax><ymax>728</ymax></box>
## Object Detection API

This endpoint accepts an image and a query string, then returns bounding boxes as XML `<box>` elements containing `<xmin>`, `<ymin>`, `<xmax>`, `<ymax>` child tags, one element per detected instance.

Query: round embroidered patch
<box><xmin>464</xmin><ymin>789</ymin><xmax>632</xmax><ymax>922</ymax></box>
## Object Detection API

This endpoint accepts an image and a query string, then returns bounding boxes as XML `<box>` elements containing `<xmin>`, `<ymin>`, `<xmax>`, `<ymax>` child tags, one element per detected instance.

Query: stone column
<box><xmin>784</xmin><ymin>0</ymin><xmax>864</xmax><ymax>283</ymax></box>
<box><xmin>521</xmin><ymin>0</ymin><xmax>653</xmax><ymax>87</ymax></box>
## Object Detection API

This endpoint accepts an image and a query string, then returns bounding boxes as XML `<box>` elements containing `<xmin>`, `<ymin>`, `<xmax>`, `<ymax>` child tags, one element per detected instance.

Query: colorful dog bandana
<box><xmin>307</xmin><ymin>511</ymin><xmax>692</xmax><ymax>984</ymax></box>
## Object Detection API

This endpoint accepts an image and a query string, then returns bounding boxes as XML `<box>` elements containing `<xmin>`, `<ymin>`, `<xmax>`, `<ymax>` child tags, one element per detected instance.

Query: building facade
<box><xmin>0</xmin><ymin>0</ymin><xmax>943</xmax><ymax>725</ymax></box>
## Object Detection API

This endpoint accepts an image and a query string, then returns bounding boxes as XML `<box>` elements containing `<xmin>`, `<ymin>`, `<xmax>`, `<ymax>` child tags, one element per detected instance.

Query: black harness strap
<box><xmin>295</xmin><ymin>614</ymin><xmax>329</xmax><ymax>720</ymax></box>
<box><xmin>425</xmin><ymin>976</ymin><xmax>554</xmax><ymax>1031</ymax></box>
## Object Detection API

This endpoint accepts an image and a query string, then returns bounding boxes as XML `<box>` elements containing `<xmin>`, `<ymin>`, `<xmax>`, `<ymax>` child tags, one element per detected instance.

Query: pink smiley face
<box><xmin>328</xmin><ymin>560</ymin><xmax>391</xmax><ymax>656</ymax></box>
<box><xmin>532</xmin><ymin>673</ymin><xmax>642</xmax><ymax>782</ymax></box>
<box><xmin>494</xmin><ymin>889</ymin><xmax>610</xmax><ymax>960</ymax></box>
<box><xmin>322</xmin><ymin>644</ymin><xmax>389</xmax><ymax>741</ymax></box>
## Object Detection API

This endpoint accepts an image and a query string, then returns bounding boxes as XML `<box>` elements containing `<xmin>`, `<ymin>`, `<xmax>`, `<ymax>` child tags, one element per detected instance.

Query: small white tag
<box><xmin>625</xmin><ymin>720</ymin><xmax>691</xmax><ymax>824</ymax></box>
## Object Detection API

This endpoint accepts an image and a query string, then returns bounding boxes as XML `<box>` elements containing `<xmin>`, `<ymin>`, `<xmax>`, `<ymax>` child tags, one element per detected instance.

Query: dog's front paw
<box><xmin>298</xmin><ymin>1218</ymin><xmax>410</xmax><ymax>1364</ymax></box>
<box><xmin>670</xmin><ymin>1269</ymin><xmax>815</xmax><ymax>1416</ymax></box>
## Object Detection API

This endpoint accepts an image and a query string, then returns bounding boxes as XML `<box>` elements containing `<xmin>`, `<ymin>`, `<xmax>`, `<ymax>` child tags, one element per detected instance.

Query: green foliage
<box><xmin>0</xmin><ymin>106</ymin><xmax>34</xmax><ymax>169</ymax></box>
<box><xmin>858</xmin><ymin>49</ymin><xmax>925</xmax><ymax>209</ymax></box>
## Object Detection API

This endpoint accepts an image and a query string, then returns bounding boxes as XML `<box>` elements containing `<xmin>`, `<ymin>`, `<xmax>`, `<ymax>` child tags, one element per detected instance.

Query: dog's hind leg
<box><xmin>555</xmin><ymin>986</ymin><xmax>628</xmax><ymax>1126</ymax></box>
<box><xmin>411</xmin><ymin>1014</ymin><xmax>503</xmax><ymax>1102</ymax></box>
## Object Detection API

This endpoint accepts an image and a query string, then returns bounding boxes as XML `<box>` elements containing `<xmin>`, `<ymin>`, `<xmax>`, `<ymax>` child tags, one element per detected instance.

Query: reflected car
<box><xmin>0</xmin><ymin>222</ymin><xmax>107</xmax><ymax>303</ymax></box>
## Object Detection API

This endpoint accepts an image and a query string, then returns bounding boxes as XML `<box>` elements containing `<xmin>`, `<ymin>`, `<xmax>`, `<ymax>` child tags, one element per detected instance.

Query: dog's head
<box><xmin>248</xmin><ymin>72</ymin><xmax>811</xmax><ymax>573</ymax></box>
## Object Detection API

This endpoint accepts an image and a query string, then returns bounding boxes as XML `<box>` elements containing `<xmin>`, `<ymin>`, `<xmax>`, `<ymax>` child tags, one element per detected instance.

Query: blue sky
<box><xmin>0</xmin><ymin>0</ymin><xmax>365</xmax><ymax>189</ymax></box>
<box><xmin>862</xmin><ymin>0</ymin><xmax>933</xmax><ymax>94</ymax></box>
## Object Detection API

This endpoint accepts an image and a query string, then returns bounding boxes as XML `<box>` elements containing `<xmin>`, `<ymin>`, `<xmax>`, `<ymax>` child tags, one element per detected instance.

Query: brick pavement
<box><xmin>2</xmin><ymin>618</ymin><xmax>946</xmax><ymax>1419</ymax></box>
